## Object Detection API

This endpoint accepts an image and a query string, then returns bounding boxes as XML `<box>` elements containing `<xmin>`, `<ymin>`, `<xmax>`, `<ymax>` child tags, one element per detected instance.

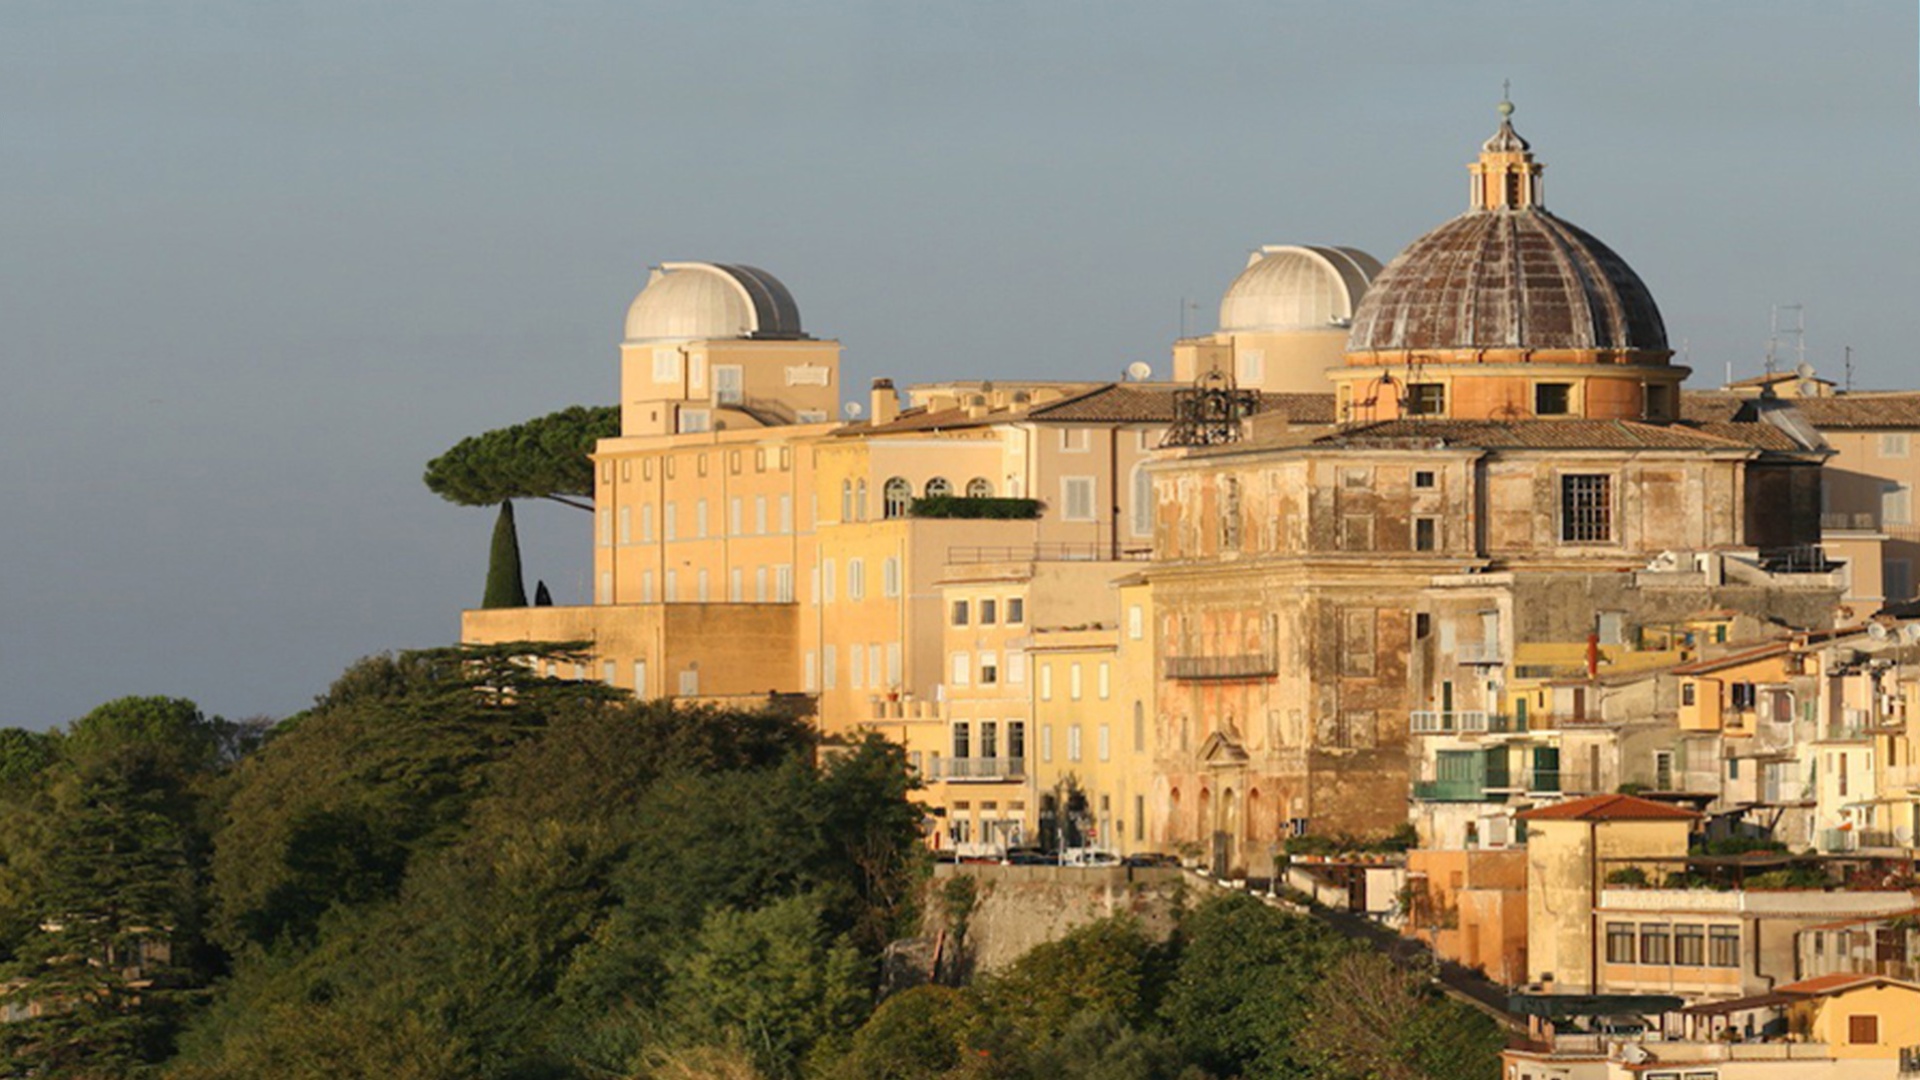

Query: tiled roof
<box><xmin>1671</xmin><ymin>642</ymin><xmax>1791</xmax><ymax>676</ymax></box>
<box><xmin>1019</xmin><ymin>385</ymin><xmax>1338</xmax><ymax>425</ymax></box>
<box><xmin>1515</xmin><ymin>793</ymin><xmax>1700</xmax><ymax>822</ymax></box>
<box><xmin>1776</xmin><ymin>973</ymin><xmax>1920</xmax><ymax>997</ymax></box>
<box><xmin>1312</xmin><ymin>418</ymin><xmax>1792</xmax><ymax>452</ymax></box>
<box><xmin>1805</xmin><ymin>908</ymin><xmax>1920</xmax><ymax>932</ymax></box>
<box><xmin>836</xmin><ymin>406</ymin><xmax>1003</xmax><ymax>436</ymax></box>
<box><xmin>1683</xmin><ymin>390</ymin><xmax>1920</xmax><ymax>429</ymax></box>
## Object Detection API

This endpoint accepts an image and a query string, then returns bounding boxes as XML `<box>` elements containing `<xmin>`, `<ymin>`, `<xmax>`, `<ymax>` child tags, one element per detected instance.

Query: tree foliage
<box><xmin>483</xmin><ymin>500</ymin><xmax>530</xmax><ymax>609</ymax></box>
<box><xmin>423</xmin><ymin>405</ymin><xmax>618</xmax><ymax>512</ymax></box>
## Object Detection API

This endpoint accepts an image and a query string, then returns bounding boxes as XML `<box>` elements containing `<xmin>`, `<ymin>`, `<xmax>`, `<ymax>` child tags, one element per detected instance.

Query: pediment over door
<box><xmin>1198</xmin><ymin>731</ymin><xmax>1248</xmax><ymax>768</ymax></box>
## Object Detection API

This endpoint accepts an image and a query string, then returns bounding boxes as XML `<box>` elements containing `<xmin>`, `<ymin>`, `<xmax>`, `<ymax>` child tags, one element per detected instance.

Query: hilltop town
<box><xmin>457</xmin><ymin>102</ymin><xmax>1920</xmax><ymax>1078</ymax></box>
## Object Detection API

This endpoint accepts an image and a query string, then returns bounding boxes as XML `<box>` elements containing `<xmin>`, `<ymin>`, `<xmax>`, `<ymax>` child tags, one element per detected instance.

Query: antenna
<box><xmin>1178</xmin><ymin>298</ymin><xmax>1204</xmax><ymax>338</ymax></box>
<box><xmin>1765</xmin><ymin>303</ymin><xmax>1805</xmax><ymax>381</ymax></box>
<box><xmin>1844</xmin><ymin>346</ymin><xmax>1854</xmax><ymax>393</ymax></box>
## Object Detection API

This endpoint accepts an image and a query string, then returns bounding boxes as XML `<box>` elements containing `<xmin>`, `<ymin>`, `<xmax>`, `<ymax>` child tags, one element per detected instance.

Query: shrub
<box><xmin>908</xmin><ymin>496</ymin><xmax>1042</xmax><ymax>520</ymax></box>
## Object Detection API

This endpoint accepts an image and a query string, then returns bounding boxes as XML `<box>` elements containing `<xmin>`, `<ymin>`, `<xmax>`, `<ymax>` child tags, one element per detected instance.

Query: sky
<box><xmin>1</xmin><ymin>1</ymin><xmax>1915</xmax><ymax>729</ymax></box>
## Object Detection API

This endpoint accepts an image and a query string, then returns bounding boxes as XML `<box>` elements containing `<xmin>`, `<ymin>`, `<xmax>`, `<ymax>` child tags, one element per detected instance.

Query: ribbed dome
<box><xmin>1218</xmin><ymin>245</ymin><xmax>1382</xmax><ymax>333</ymax></box>
<box><xmin>1345</xmin><ymin>209</ymin><xmax>1667</xmax><ymax>353</ymax></box>
<box><xmin>623</xmin><ymin>262</ymin><xmax>805</xmax><ymax>343</ymax></box>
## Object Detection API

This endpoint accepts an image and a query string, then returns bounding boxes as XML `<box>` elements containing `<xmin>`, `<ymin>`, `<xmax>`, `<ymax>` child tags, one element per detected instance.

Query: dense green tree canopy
<box><xmin>423</xmin><ymin>405</ymin><xmax>618</xmax><ymax>511</ymax></box>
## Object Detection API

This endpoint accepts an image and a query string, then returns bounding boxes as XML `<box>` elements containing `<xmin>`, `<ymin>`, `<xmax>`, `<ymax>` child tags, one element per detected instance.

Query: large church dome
<box><xmin>1219</xmin><ymin>245</ymin><xmax>1383</xmax><ymax>333</ymax></box>
<box><xmin>624</xmin><ymin>262</ymin><xmax>806</xmax><ymax>343</ymax></box>
<box><xmin>1346</xmin><ymin>107</ymin><xmax>1666</xmax><ymax>356</ymax></box>
<box><xmin>1346</xmin><ymin>209</ymin><xmax>1666</xmax><ymax>353</ymax></box>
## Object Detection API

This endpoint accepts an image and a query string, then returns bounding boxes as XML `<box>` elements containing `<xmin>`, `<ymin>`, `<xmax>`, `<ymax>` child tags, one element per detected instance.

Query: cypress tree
<box><xmin>483</xmin><ymin>500</ymin><xmax>529</xmax><ymax>609</ymax></box>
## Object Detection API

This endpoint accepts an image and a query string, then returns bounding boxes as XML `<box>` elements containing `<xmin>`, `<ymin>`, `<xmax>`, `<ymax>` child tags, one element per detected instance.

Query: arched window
<box><xmin>840</xmin><ymin>480</ymin><xmax>853</xmax><ymax>523</ymax></box>
<box><xmin>925</xmin><ymin>477</ymin><xmax>952</xmax><ymax>498</ymax></box>
<box><xmin>965</xmin><ymin>477</ymin><xmax>993</xmax><ymax>498</ymax></box>
<box><xmin>1130</xmin><ymin>463</ymin><xmax>1153</xmax><ymax>536</ymax></box>
<box><xmin>882</xmin><ymin>477</ymin><xmax>913</xmax><ymax>518</ymax></box>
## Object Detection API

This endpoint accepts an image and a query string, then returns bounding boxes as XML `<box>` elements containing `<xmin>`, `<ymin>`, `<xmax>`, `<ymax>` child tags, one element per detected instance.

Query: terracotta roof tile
<box><xmin>1684</xmin><ymin>390</ymin><xmax>1920</xmax><ymax>430</ymax></box>
<box><xmin>1021</xmin><ymin>385</ymin><xmax>1338</xmax><ymax>425</ymax></box>
<box><xmin>1515</xmin><ymin>793</ymin><xmax>1701</xmax><ymax>822</ymax></box>
<box><xmin>1312</xmin><ymin>418</ymin><xmax>1787</xmax><ymax>452</ymax></box>
<box><xmin>1775</xmin><ymin>973</ymin><xmax>1920</xmax><ymax>997</ymax></box>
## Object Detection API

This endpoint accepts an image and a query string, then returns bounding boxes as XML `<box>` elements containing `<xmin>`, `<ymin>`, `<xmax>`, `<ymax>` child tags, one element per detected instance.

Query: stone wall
<box><xmin>925</xmin><ymin>864</ymin><xmax>1187</xmax><ymax>975</ymax></box>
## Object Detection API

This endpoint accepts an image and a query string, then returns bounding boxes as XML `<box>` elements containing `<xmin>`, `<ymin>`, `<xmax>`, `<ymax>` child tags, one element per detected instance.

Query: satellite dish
<box><xmin>1903</xmin><ymin>624</ymin><xmax>1920</xmax><ymax>643</ymax></box>
<box><xmin>1869</xmin><ymin>622</ymin><xmax>1891</xmax><ymax>641</ymax></box>
<box><xmin>1126</xmin><ymin>361</ymin><xmax>1153</xmax><ymax>382</ymax></box>
<box><xmin>1798</xmin><ymin>381</ymin><xmax>1819</xmax><ymax>398</ymax></box>
<box><xmin>1795</xmin><ymin>361</ymin><xmax>1817</xmax><ymax>379</ymax></box>
<box><xmin>1619</xmin><ymin>1044</ymin><xmax>1650</xmax><ymax>1065</ymax></box>
<box><xmin>842</xmin><ymin>401</ymin><xmax>864</xmax><ymax>419</ymax></box>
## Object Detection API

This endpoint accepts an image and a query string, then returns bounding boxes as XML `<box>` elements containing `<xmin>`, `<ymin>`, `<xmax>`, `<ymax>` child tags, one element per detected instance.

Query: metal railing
<box><xmin>1412</xmin><ymin>710</ymin><xmax>1487</xmax><ymax>734</ymax></box>
<box><xmin>1412</xmin><ymin>779</ymin><xmax>1488</xmax><ymax>802</ymax></box>
<box><xmin>1822</xmin><ymin>511</ymin><xmax>1881</xmax><ymax>531</ymax></box>
<box><xmin>927</xmin><ymin>756</ymin><xmax>1025</xmax><ymax>781</ymax></box>
<box><xmin>945</xmin><ymin>543</ymin><xmax>1145</xmax><ymax>564</ymax></box>
<box><xmin>1164</xmin><ymin>654</ymin><xmax>1279</xmax><ymax>680</ymax></box>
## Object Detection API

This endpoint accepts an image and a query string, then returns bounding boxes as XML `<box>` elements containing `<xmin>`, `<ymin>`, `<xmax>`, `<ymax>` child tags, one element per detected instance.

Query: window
<box><xmin>664</xmin><ymin>502</ymin><xmax>678</xmax><ymax>541</ymax></box>
<box><xmin>1041</xmin><ymin>724</ymin><xmax>1053</xmax><ymax>762</ymax></box>
<box><xmin>1060</xmin><ymin>428</ymin><xmax>1090</xmax><ymax>452</ymax></box>
<box><xmin>949</xmin><ymin>652</ymin><xmax>970</xmax><ymax>686</ymax></box>
<box><xmin>641</xmin><ymin>503</ymin><xmax>655</xmax><ymax>542</ymax></box>
<box><xmin>1005</xmin><ymin>649</ymin><xmax>1025</xmax><ymax>684</ymax></box>
<box><xmin>713</xmin><ymin>364</ymin><xmax>742</xmax><ymax>405</ymax></box>
<box><xmin>695</xmin><ymin>499</ymin><xmax>709</xmax><ymax>538</ymax></box>
<box><xmin>822</xmin><ymin>559</ymin><xmax>835</xmax><ymax>602</ymax></box>
<box><xmin>952</xmin><ymin>722</ymin><xmax>971</xmax><ymax>759</ymax></box>
<box><xmin>1681</xmin><ymin>682</ymin><xmax>1697</xmax><ymax>707</ymax></box>
<box><xmin>1039</xmin><ymin>664</ymin><xmax>1053</xmax><ymax>701</ymax></box>
<box><xmin>849</xmin><ymin>644</ymin><xmax>864</xmax><ymax>688</ymax></box>
<box><xmin>775</xmin><ymin>565</ymin><xmax>793</xmax><ymax>602</ymax></box>
<box><xmin>1237</xmin><ymin>348</ymin><xmax>1264</xmax><ymax>386</ymax></box>
<box><xmin>1654</xmin><ymin>750</ymin><xmax>1675</xmax><ymax>791</ymax></box>
<box><xmin>1062</xmin><ymin>477</ymin><xmax>1096</xmax><ymax>521</ymax></box>
<box><xmin>1674</xmin><ymin>924</ymin><xmax>1706</xmax><ymax>966</ymax></box>
<box><xmin>779</xmin><ymin>494</ymin><xmax>792</xmax><ymax>533</ymax></box>
<box><xmin>1560</xmin><ymin>474</ymin><xmax>1613</xmax><ymax>543</ymax></box>
<box><xmin>1888</xmin><ymin>559</ymin><xmax>1914</xmax><ymax>601</ymax></box>
<box><xmin>883</xmin><ymin>477</ymin><xmax>912</xmax><ymax>518</ymax></box>
<box><xmin>966</xmin><ymin>477</ymin><xmax>993</xmax><ymax>498</ymax></box>
<box><xmin>856</xmin><ymin>479</ymin><xmax>868</xmax><ymax>520</ymax></box>
<box><xmin>925</xmin><ymin>477</ymin><xmax>952</xmax><ymax>498</ymax></box>
<box><xmin>1128</xmin><ymin>605</ymin><xmax>1143</xmax><ymax>640</ymax></box>
<box><xmin>1219</xmin><ymin>475</ymin><xmax>1241</xmax><ymax>551</ymax></box>
<box><xmin>1414</xmin><ymin>517</ymin><xmax>1438</xmax><ymax>551</ymax></box>
<box><xmin>979</xmin><ymin>721</ymin><xmax>997</xmax><ymax>760</ymax></box>
<box><xmin>632</xmin><ymin>660</ymin><xmax>648</xmax><ymax>698</ymax></box>
<box><xmin>1097</xmin><ymin>724</ymin><xmax>1111</xmax><ymax>762</ymax></box>
<box><xmin>883</xmin><ymin>558</ymin><xmax>900</xmax><ymax>598</ymax></box>
<box><xmin>1134</xmin><ymin>702</ymin><xmax>1146</xmax><ymax>751</ymax></box>
<box><xmin>664</xmin><ymin>569</ymin><xmax>678</xmax><ymax>601</ymax></box>
<box><xmin>755</xmin><ymin>567</ymin><xmax>768</xmax><ymax>602</ymax></box>
<box><xmin>678</xmin><ymin>408</ymin><xmax>710</xmax><ymax>433</ymax></box>
<box><xmin>1413</xmin><ymin>469</ymin><xmax>1436</xmax><ymax>490</ymax></box>
<box><xmin>1709</xmin><ymin>926</ymin><xmax>1739</xmax><ymax>967</ymax></box>
<box><xmin>979</xmin><ymin>599</ymin><xmax>997</xmax><ymax>625</ymax></box>
<box><xmin>847</xmin><ymin>559</ymin><xmax>866</xmax><ymax>600</ymax></box>
<box><xmin>1097</xmin><ymin>662</ymin><xmax>1111</xmax><ymax>700</ymax></box>
<box><xmin>1606</xmin><ymin>922</ymin><xmax>1636</xmax><ymax>964</ymax></box>
<box><xmin>978</xmin><ymin>652</ymin><xmax>998</xmax><ymax>685</ymax></box>
<box><xmin>1135</xmin><ymin>795</ymin><xmax>1145</xmax><ymax>841</ymax></box>
<box><xmin>886</xmin><ymin>643</ymin><xmax>901</xmax><ymax>686</ymax></box>
<box><xmin>597</xmin><ymin>571</ymin><xmax>612</xmax><ymax>603</ymax></box>
<box><xmin>1640</xmin><ymin>925</ymin><xmax>1671</xmax><ymax>965</ymax></box>
<box><xmin>1007</xmin><ymin>722</ymin><xmax>1025</xmax><ymax>763</ymax></box>
<box><xmin>1884</xmin><ymin>482</ymin><xmax>1913</xmax><ymax>526</ymax></box>
<box><xmin>618</xmin><ymin>506</ymin><xmax>631</xmax><ymax>545</ymax></box>
<box><xmin>754</xmin><ymin>496</ymin><xmax>768</xmax><ymax>534</ymax></box>
<box><xmin>1849</xmin><ymin>1014</ymin><xmax>1879</xmax><ymax>1045</ymax></box>
<box><xmin>652</xmin><ymin>348</ymin><xmax>680</xmax><ymax>383</ymax></box>
<box><xmin>678</xmin><ymin>666</ymin><xmax>699</xmax><ymax>695</ymax></box>
<box><xmin>1069</xmin><ymin>663</ymin><xmax>1083</xmax><ymax>700</ymax></box>
<box><xmin>803</xmin><ymin>652</ymin><xmax>816</xmax><ymax>692</ymax></box>
<box><xmin>1881</xmin><ymin>432</ymin><xmax>1910</xmax><ymax>458</ymax></box>
<box><xmin>1008</xmin><ymin>598</ymin><xmax>1025</xmax><ymax>624</ymax></box>
<box><xmin>840</xmin><ymin>480</ymin><xmax>853</xmax><ymax>522</ymax></box>
<box><xmin>951</xmin><ymin>600</ymin><xmax>970</xmax><ymax>626</ymax></box>
<box><xmin>1534</xmin><ymin>383</ymin><xmax>1572</xmax><ymax>416</ymax></box>
<box><xmin>1644</xmin><ymin>383</ymin><xmax>1672</xmax><ymax>420</ymax></box>
<box><xmin>697</xmin><ymin>569</ymin><xmax>710</xmax><ymax>602</ymax></box>
<box><xmin>1405</xmin><ymin>383</ymin><xmax>1445</xmax><ymax>416</ymax></box>
<box><xmin>1067</xmin><ymin>725</ymin><xmax>1083</xmax><ymax>761</ymax></box>
<box><xmin>822</xmin><ymin>645</ymin><xmax>837</xmax><ymax>689</ymax></box>
<box><xmin>641</xmin><ymin>570</ymin><xmax>655</xmax><ymax>602</ymax></box>
<box><xmin>729</xmin><ymin>568</ymin><xmax>743</xmax><ymax>602</ymax></box>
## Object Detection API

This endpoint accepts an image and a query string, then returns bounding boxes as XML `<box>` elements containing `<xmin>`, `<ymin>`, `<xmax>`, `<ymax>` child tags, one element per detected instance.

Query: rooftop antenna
<box><xmin>1764</xmin><ymin>303</ymin><xmax>1805</xmax><ymax>381</ymax></box>
<box><xmin>1178</xmin><ymin>298</ymin><xmax>1204</xmax><ymax>338</ymax></box>
<box><xmin>1844</xmin><ymin>345</ymin><xmax>1854</xmax><ymax>393</ymax></box>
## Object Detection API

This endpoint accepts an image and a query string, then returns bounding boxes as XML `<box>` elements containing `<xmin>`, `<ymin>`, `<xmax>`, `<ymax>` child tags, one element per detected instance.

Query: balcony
<box><xmin>1164</xmin><ymin>653</ymin><xmax>1278</xmax><ymax>680</ymax></box>
<box><xmin>1412</xmin><ymin>778</ymin><xmax>1488</xmax><ymax>802</ymax></box>
<box><xmin>927</xmin><ymin>756</ymin><xmax>1025</xmax><ymax>782</ymax></box>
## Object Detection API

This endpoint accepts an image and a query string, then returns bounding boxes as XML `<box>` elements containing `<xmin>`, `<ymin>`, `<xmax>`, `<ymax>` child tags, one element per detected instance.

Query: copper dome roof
<box><xmin>1346</xmin><ymin>208</ymin><xmax>1667</xmax><ymax>354</ymax></box>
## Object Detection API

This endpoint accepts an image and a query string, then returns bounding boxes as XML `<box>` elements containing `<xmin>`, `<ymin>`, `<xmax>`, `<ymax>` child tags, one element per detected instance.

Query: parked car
<box><xmin>1003</xmin><ymin>847</ymin><xmax>1057</xmax><ymax>865</ymax></box>
<box><xmin>1061</xmin><ymin>848</ymin><xmax>1121</xmax><ymax>867</ymax></box>
<box><xmin>1121</xmin><ymin>852</ymin><xmax>1180</xmax><ymax>868</ymax></box>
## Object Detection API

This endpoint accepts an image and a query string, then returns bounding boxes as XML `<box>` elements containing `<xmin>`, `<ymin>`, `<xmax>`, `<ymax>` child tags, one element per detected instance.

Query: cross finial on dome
<box><xmin>1499</xmin><ymin>80</ymin><xmax>1513</xmax><ymax>117</ymax></box>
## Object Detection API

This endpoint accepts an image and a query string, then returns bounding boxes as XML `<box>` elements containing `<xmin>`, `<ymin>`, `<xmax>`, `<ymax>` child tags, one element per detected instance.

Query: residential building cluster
<box><xmin>462</xmin><ymin>104</ymin><xmax>1920</xmax><ymax>1076</ymax></box>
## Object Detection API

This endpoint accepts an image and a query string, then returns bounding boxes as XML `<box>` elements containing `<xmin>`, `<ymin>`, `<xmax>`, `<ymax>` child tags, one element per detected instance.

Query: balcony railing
<box><xmin>927</xmin><ymin>756</ymin><xmax>1025</xmax><ymax>781</ymax></box>
<box><xmin>1410</xmin><ymin>711</ymin><xmax>1522</xmax><ymax>735</ymax></box>
<box><xmin>1822</xmin><ymin>511</ymin><xmax>1882</xmax><ymax>532</ymax></box>
<box><xmin>1164</xmin><ymin>654</ymin><xmax>1278</xmax><ymax>680</ymax></box>
<box><xmin>1412</xmin><ymin>779</ymin><xmax>1488</xmax><ymax>802</ymax></box>
<box><xmin>1455</xmin><ymin>643</ymin><xmax>1505</xmax><ymax>665</ymax></box>
<box><xmin>946</xmin><ymin>542</ymin><xmax>1143</xmax><ymax>564</ymax></box>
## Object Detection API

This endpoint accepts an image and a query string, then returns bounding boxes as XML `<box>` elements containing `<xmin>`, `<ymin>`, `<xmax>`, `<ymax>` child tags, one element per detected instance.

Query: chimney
<box><xmin>869</xmin><ymin>378</ymin><xmax>899</xmax><ymax>426</ymax></box>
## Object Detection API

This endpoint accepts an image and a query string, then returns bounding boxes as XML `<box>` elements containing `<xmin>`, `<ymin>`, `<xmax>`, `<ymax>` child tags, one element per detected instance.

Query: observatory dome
<box><xmin>1218</xmin><ymin>246</ymin><xmax>1382</xmax><ymax>333</ymax></box>
<box><xmin>623</xmin><ymin>263</ymin><xmax>806</xmax><ymax>343</ymax></box>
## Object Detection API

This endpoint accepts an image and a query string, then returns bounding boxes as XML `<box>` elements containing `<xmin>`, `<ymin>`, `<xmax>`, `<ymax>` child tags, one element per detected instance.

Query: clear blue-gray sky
<box><xmin>1</xmin><ymin>2</ymin><xmax>1914</xmax><ymax>728</ymax></box>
